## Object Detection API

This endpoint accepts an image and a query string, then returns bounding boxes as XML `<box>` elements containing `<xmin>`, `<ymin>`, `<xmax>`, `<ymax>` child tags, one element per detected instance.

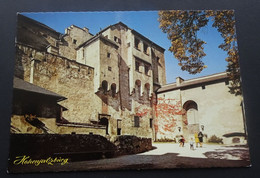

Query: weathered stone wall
<box><xmin>156</xmin><ymin>80</ymin><xmax>246</xmax><ymax>144</ymax></box>
<box><xmin>97</xmin><ymin>24</ymin><xmax>156</xmax><ymax>139</ymax></box>
<box><xmin>8</xmin><ymin>134</ymin><xmax>116</xmax><ymax>163</ymax></box>
<box><xmin>113</xmin><ymin>135</ymin><xmax>153</xmax><ymax>155</ymax></box>
<box><xmin>152</xmin><ymin>47</ymin><xmax>166</xmax><ymax>86</ymax></box>
<box><xmin>11</xmin><ymin>115</ymin><xmax>106</xmax><ymax>135</ymax></box>
<box><xmin>59</xmin><ymin>26</ymin><xmax>93</xmax><ymax>60</ymax></box>
<box><xmin>14</xmin><ymin>17</ymin><xmax>167</xmax><ymax>140</ymax></box>
<box><xmin>14</xmin><ymin>44</ymin><xmax>106</xmax><ymax>135</ymax></box>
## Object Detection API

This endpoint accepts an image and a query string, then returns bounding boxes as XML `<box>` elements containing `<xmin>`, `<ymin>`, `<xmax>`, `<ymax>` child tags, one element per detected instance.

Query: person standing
<box><xmin>194</xmin><ymin>133</ymin><xmax>199</xmax><ymax>148</ymax></box>
<box><xmin>198</xmin><ymin>131</ymin><xmax>204</xmax><ymax>147</ymax></box>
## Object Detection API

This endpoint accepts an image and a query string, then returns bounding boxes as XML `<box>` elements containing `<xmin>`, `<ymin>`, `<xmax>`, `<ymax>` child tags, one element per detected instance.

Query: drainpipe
<box><xmin>30</xmin><ymin>58</ymin><xmax>35</xmax><ymax>84</ymax></box>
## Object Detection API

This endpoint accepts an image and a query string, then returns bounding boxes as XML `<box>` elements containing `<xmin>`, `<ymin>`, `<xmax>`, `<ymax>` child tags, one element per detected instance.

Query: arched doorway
<box><xmin>183</xmin><ymin>100</ymin><xmax>199</xmax><ymax>135</ymax></box>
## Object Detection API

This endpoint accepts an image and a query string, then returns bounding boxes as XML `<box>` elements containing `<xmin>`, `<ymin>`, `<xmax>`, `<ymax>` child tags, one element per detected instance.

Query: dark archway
<box><xmin>183</xmin><ymin>100</ymin><xmax>199</xmax><ymax>135</ymax></box>
<box><xmin>111</xmin><ymin>83</ymin><xmax>116</xmax><ymax>97</ymax></box>
<box><xmin>101</xmin><ymin>80</ymin><xmax>108</xmax><ymax>94</ymax></box>
<box><xmin>135</xmin><ymin>80</ymin><xmax>141</xmax><ymax>97</ymax></box>
<box><xmin>144</xmin><ymin>83</ymin><xmax>150</xmax><ymax>100</ymax></box>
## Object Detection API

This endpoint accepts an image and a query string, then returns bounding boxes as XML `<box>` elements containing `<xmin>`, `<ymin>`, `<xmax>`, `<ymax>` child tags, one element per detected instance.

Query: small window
<box><xmin>144</xmin><ymin>65</ymin><xmax>149</xmax><ymax>75</ymax></box>
<box><xmin>114</xmin><ymin>36</ymin><xmax>118</xmax><ymax>42</ymax></box>
<box><xmin>73</xmin><ymin>39</ymin><xmax>77</xmax><ymax>44</ymax></box>
<box><xmin>117</xmin><ymin>120</ymin><xmax>122</xmax><ymax>135</ymax></box>
<box><xmin>111</xmin><ymin>83</ymin><xmax>116</xmax><ymax>97</ymax></box>
<box><xmin>156</xmin><ymin>56</ymin><xmax>160</xmax><ymax>62</ymax></box>
<box><xmin>107</xmin><ymin>52</ymin><xmax>111</xmax><ymax>58</ymax></box>
<box><xmin>143</xmin><ymin>43</ymin><xmax>149</xmax><ymax>55</ymax></box>
<box><xmin>134</xmin><ymin>116</ymin><xmax>140</xmax><ymax>127</ymax></box>
<box><xmin>102</xmin><ymin>80</ymin><xmax>108</xmax><ymax>93</ymax></box>
<box><xmin>108</xmin><ymin>66</ymin><xmax>112</xmax><ymax>71</ymax></box>
<box><xmin>202</xmin><ymin>85</ymin><xmax>206</xmax><ymax>90</ymax></box>
<box><xmin>225</xmin><ymin>80</ymin><xmax>229</xmax><ymax>85</ymax></box>
<box><xmin>135</xmin><ymin>61</ymin><xmax>140</xmax><ymax>72</ymax></box>
<box><xmin>150</xmin><ymin>118</ymin><xmax>153</xmax><ymax>128</ymax></box>
<box><xmin>114</xmin><ymin>36</ymin><xmax>121</xmax><ymax>44</ymax></box>
<box><xmin>134</xmin><ymin>38</ymin><xmax>141</xmax><ymax>50</ymax></box>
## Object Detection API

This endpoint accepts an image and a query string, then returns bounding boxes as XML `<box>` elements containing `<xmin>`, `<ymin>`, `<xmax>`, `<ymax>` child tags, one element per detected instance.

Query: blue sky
<box><xmin>22</xmin><ymin>11</ymin><xmax>228</xmax><ymax>84</ymax></box>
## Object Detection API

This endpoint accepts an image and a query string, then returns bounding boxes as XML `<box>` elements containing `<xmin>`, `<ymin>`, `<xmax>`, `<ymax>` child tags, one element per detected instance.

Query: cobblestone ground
<box><xmin>8</xmin><ymin>143</ymin><xmax>250</xmax><ymax>173</ymax></box>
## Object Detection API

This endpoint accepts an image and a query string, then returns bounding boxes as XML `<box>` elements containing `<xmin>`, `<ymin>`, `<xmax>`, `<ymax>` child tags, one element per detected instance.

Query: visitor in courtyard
<box><xmin>198</xmin><ymin>131</ymin><xmax>204</xmax><ymax>147</ymax></box>
<box><xmin>189</xmin><ymin>137</ymin><xmax>195</xmax><ymax>150</ymax></box>
<box><xmin>179</xmin><ymin>135</ymin><xmax>185</xmax><ymax>147</ymax></box>
<box><xmin>194</xmin><ymin>133</ymin><xmax>200</xmax><ymax>148</ymax></box>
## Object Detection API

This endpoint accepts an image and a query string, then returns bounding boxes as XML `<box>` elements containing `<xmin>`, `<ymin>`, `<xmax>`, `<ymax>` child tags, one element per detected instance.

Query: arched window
<box><xmin>111</xmin><ymin>83</ymin><xmax>116</xmax><ymax>97</ymax></box>
<box><xmin>144</xmin><ymin>83</ymin><xmax>150</xmax><ymax>100</ymax></box>
<box><xmin>135</xmin><ymin>80</ymin><xmax>141</xmax><ymax>97</ymax></box>
<box><xmin>101</xmin><ymin>80</ymin><xmax>108</xmax><ymax>94</ymax></box>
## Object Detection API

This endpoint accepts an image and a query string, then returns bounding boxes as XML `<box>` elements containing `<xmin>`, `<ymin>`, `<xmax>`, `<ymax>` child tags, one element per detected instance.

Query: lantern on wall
<box><xmin>201</xmin><ymin>125</ymin><xmax>204</xmax><ymax>131</ymax></box>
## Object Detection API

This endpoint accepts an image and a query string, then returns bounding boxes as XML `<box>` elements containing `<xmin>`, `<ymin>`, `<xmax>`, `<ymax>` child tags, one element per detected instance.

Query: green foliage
<box><xmin>208</xmin><ymin>135</ymin><xmax>223</xmax><ymax>144</ymax></box>
<box><xmin>158</xmin><ymin>10</ymin><xmax>241</xmax><ymax>95</ymax></box>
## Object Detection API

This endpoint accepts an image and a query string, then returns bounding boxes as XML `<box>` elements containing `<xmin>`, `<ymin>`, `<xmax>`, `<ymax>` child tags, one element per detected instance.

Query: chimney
<box><xmin>176</xmin><ymin>77</ymin><xmax>184</xmax><ymax>86</ymax></box>
<box><xmin>83</xmin><ymin>27</ymin><xmax>89</xmax><ymax>33</ymax></box>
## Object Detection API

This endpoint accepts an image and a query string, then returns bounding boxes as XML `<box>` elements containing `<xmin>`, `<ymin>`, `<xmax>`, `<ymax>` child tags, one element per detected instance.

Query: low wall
<box><xmin>9</xmin><ymin>134</ymin><xmax>116</xmax><ymax>162</ymax></box>
<box><xmin>113</xmin><ymin>135</ymin><xmax>153</xmax><ymax>155</ymax></box>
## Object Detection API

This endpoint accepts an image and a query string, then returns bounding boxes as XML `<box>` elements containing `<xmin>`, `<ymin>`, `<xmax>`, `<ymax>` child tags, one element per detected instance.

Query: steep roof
<box><xmin>13</xmin><ymin>77</ymin><xmax>66</xmax><ymax>101</ymax></box>
<box><xmin>157</xmin><ymin>72</ymin><xmax>229</xmax><ymax>93</ymax></box>
<box><xmin>76</xmin><ymin>21</ymin><xmax>165</xmax><ymax>51</ymax></box>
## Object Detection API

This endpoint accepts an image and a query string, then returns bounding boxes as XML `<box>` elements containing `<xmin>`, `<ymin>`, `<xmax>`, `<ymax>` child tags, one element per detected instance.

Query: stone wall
<box><xmin>156</xmin><ymin>79</ymin><xmax>246</xmax><ymax>144</ymax></box>
<box><xmin>8</xmin><ymin>134</ymin><xmax>117</xmax><ymax>162</ymax></box>
<box><xmin>15</xmin><ymin>44</ymin><xmax>95</xmax><ymax>123</ymax></box>
<box><xmin>11</xmin><ymin>115</ymin><xmax>106</xmax><ymax>135</ymax></box>
<box><xmin>113</xmin><ymin>135</ymin><xmax>153</xmax><ymax>155</ymax></box>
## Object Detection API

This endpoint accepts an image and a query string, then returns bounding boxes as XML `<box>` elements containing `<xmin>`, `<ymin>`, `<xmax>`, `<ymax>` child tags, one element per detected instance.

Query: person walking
<box><xmin>179</xmin><ymin>135</ymin><xmax>185</xmax><ymax>147</ymax></box>
<box><xmin>189</xmin><ymin>137</ymin><xmax>195</xmax><ymax>150</ymax></box>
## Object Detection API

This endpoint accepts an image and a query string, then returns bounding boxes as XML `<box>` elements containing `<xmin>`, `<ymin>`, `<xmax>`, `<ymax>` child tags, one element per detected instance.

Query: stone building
<box><xmin>156</xmin><ymin>73</ymin><xmax>247</xmax><ymax>144</ymax></box>
<box><xmin>11</xmin><ymin>14</ymin><xmax>247</xmax><ymax>144</ymax></box>
<box><xmin>12</xmin><ymin>14</ymin><xmax>165</xmax><ymax>139</ymax></box>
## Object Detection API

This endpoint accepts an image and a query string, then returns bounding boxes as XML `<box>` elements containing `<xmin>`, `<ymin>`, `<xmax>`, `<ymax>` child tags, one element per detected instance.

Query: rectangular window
<box><xmin>108</xmin><ymin>66</ymin><xmax>112</xmax><ymax>71</ymax></box>
<box><xmin>134</xmin><ymin>37</ymin><xmax>141</xmax><ymax>50</ymax></box>
<box><xmin>143</xmin><ymin>43</ymin><xmax>149</xmax><ymax>55</ymax></box>
<box><xmin>145</xmin><ymin>65</ymin><xmax>149</xmax><ymax>75</ymax></box>
<box><xmin>156</xmin><ymin>56</ymin><xmax>160</xmax><ymax>63</ymax></box>
<box><xmin>117</xmin><ymin>120</ymin><xmax>122</xmax><ymax>135</ymax></box>
<box><xmin>134</xmin><ymin>116</ymin><xmax>140</xmax><ymax>127</ymax></box>
<box><xmin>135</xmin><ymin>61</ymin><xmax>140</xmax><ymax>72</ymax></box>
<box><xmin>202</xmin><ymin>85</ymin><xmax>206</xmax><ymax>90</ymax></box>
<box><xmin>114</xmin><ymin>36</ymin><xmax>121</xmax><ymax>44</ymax></box>
<box><xmin>114</xmin><ymin>36</ymin><xmax>118</xmax><ymax>42</ymax></box>
<box><xmin>107</xmin><ymin>52</ymin><xmax>111</xmax><ymax>58</ymax></box>
<box><xmin>150</xmin><ymin>118</ymin><xmax>153</xmax><ymax>128</ymax></box>
<box><xmin>73</xmin><ymin>39</ymin><xmax>77</xmax><ymax>44</ymax></box>
<box><xmin>225</xmin><ymin>80</ymin><xmax>229</xmax><ymax>85</ymax></box>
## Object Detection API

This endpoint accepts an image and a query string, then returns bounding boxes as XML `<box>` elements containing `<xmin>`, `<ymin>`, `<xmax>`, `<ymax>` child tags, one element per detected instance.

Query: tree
<box><xmin>158</xmin><ymin>10</ymin><xmax>241</xmax><ymax>95</ymax></box>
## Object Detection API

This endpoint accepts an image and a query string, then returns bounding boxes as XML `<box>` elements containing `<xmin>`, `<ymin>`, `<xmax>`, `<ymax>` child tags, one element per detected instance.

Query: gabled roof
<box><xmin>157</xmin><ymin>72</ymin><xmax>229</xmax><ymax>93</ymax></box>
<box><xmin>13</xmin><ymin>77</ymin><xmax>66</xmax><ymax>101</ymax></box>
<box><xmin>76</xmin><ymin>34</ymin><xmax>118</xmax><ymax>49</ymax></box>
<box><xmin>76</xmin><ymin>21</ymin><xmax>165</xmax><ymax>51</ymax></box>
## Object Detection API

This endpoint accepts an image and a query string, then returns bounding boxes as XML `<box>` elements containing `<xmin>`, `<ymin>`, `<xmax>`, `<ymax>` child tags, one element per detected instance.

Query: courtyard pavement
<box><xmin>8</xmin><ymin>143</ymin><xmax>250</xmax><ymax>173</ymax></box>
